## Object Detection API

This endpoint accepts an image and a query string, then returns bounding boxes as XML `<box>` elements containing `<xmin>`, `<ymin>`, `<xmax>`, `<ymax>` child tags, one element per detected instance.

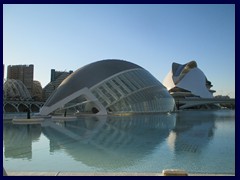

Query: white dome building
<box><xmin>40</xmin><ymin>59</ymin><xmax>175</xmax><ymax>116</ymax></box>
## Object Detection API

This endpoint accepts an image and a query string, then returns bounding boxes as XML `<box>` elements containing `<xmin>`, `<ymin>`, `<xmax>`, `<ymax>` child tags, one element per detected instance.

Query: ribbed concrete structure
<box><xmin>3</xmin><ymin>79</ymin><xmax>32</xmax><ymax>100</ymax></box>
<box><xmin>40</xmin><ymin>59</ymin><xmax>175</xmax><ymax>115</ymax></box>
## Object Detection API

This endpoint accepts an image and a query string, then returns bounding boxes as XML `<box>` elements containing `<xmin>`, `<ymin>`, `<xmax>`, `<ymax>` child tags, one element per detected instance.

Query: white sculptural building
<box><xmin>3</xmin><ymin>79</ymin><xmax>32</xmax><ymax>101</ymax></box>
<box><xmin>163</xmin><ymin>61</ymin><xmax>219</xmax><ymax>109</ymax></box>
<box><xmin>40</xmin><ymin>59</ymin><xmax>175</xmax><ymax>116</ymax></box>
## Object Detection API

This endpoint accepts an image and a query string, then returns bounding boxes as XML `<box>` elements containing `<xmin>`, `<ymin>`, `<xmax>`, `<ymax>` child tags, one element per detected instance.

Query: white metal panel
<box><xmin>176</xmin><ymin>68</ymin><xmax>213</xmax><ymax>98</ymax></box>
<box><xmin>162</xmin><ymin>70</ymin><xmax>175</xmax><ymax>90</ymax></box>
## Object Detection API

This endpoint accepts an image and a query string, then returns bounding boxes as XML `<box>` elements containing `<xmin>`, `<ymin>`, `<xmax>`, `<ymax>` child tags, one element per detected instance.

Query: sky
<box><xmin>3</xmin><ymin>4</ymin><xmax>235</xmax><ymax>98</ymax></box>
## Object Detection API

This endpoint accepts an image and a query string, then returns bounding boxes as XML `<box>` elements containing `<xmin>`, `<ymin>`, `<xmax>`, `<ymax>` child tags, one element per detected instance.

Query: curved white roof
<box><xmin>44</xmin><ymin>59</ymin><xmax>142</xmax><ymax>107</ymax></box>
<box><xmin>176</xmin><ymin>68</ymin><xmax>213</xmax><ymax>98</ymax></box>
<box><xmin>163</xmin><ymin>61</ymin><xmax>214</xmax><ymax>98</ymax></box>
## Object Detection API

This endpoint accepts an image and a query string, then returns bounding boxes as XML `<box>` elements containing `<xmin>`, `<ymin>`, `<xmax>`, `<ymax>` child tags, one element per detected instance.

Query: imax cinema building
<box><xmin>40</xmin><ymin>59</ymin><xmax>175</xmax><ymax>116</ymax></box>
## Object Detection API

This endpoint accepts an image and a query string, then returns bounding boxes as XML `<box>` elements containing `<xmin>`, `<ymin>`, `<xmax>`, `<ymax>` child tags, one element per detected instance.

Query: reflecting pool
<box><xmin>3</xmin><ymin>110</ymin><xmax>235</xmax><ymax>174</ymax></box>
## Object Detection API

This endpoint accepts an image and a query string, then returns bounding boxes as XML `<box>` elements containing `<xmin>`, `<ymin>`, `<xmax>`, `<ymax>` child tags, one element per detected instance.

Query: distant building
<box><xmin>50</xmin><ymin>69</ymin><xmax>73</xmax><ymax>82</ymax></box>
<box><xmin>215</xmin><ymin>95</ymin><xmax>234</xmax><ymax>109</ymax></box>
<box><xmin>163</xmin><ymin>61</ymin><xmax>215</xmax><ymax>99</ymax></box>
<box><xmin>163</xmin><ymin>61</ymin><xmax>219</xmax><ymax>109</ymax></box>
<box><xmin>32</xmin><ymin>81</ymin><xmax>43</xmax><ymax>101</ymax></box>
<box><xmin>7</xmin><ymin>64</ymin><xmax>34</xmax><ymax>96</ymax></box>
<box><xmin>215</xmin><ymin>95</ymin><xmax>230</xmax><ymax>99</ymax></box>
<box><xmin>42</xmin><ymin>69</ymin><xmax>73</xmax><ymax>101</ymax></box>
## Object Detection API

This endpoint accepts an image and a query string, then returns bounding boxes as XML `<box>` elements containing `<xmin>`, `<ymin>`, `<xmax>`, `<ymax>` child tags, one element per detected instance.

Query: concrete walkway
<box><xmin>5</xmin><ymin>171</ymin><xmax>235</xmax><ymax>176</ymax></box>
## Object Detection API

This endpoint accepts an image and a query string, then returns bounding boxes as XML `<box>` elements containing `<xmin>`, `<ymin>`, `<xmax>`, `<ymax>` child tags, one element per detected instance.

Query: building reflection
<box><xmin>3</xmin><ymin>114</ymin><xmax>176</xmax><ymax>169</ymax></box>
<box><xmin>41</xmin><ymin>114</ymin><xmax>176</xmax><ymax>169</ymax></box>
<box><xmin>167</xmin><ymin>111</ymin><xmax>216</xmax><ymax>154</ymax></box>
<box><xmin>3</xmin><ymin>122</ymin><xmax>41</xmax><ymax>159</ymax></box>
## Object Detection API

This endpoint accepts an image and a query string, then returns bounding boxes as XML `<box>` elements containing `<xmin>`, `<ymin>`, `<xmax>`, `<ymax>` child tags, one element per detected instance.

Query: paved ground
<box><xmin>5</xmin><ymin>171</ymin><xmax>235</xmax><ymax>176</ymax></box>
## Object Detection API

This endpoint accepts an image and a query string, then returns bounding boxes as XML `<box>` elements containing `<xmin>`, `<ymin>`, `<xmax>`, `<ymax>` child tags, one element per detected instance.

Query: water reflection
<box><xmin>168</xmin><ymin>111</ymin><xmax>216</xmax><ymax>154</ymax></box>
<box><xmin>42</xmin><ymin>114</ymin><xmax>176</xmax><ymax>169</ymax></box>
<box><xmin>3</xmin><ymin>110</ymin><xmax>234</xmax><ymax>173</ymax></box>
<box><xmin>3</xmin><ymin>122</ymin><xmax>41</xmax><ymax>159</ymax></box>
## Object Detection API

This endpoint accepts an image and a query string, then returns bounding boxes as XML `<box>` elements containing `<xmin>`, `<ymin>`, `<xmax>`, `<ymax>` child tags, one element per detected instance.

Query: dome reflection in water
<box><xmin>3</xmin><ymin>110</ymin><xmax>235</xmax><ymax>174</ymax></box>
<box><xmin>42</xmin><ymin>114</ymin><xmax>176</xmax><ymax>169</ymax></box>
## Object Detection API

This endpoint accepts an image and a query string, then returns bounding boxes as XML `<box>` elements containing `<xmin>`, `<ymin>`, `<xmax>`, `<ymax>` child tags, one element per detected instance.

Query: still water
<box><xmin>3</xmin><ymin>110</ymin><xmax>235</xmax><ymax>174</ymax></box>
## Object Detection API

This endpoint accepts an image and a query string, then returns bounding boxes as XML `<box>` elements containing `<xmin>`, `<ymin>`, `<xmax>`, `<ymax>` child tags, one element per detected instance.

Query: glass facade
<box><xmin>56</xmin><ymin>68</ymin><xmax>174</xmax><ymax>115</ymax></box>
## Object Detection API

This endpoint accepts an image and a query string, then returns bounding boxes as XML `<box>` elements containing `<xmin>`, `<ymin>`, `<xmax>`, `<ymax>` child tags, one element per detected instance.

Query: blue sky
<box><xmin>3</xmin><ymin>4</ymin><xmax>235</xmax><ymax>98</ymax></box>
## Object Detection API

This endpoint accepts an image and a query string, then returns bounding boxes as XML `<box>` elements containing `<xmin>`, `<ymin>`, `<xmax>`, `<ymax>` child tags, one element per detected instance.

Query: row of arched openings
<box><xmin>3</xmin><ymin>103</ymin><xmax>43</xmax><ymax>113</ymax></box>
